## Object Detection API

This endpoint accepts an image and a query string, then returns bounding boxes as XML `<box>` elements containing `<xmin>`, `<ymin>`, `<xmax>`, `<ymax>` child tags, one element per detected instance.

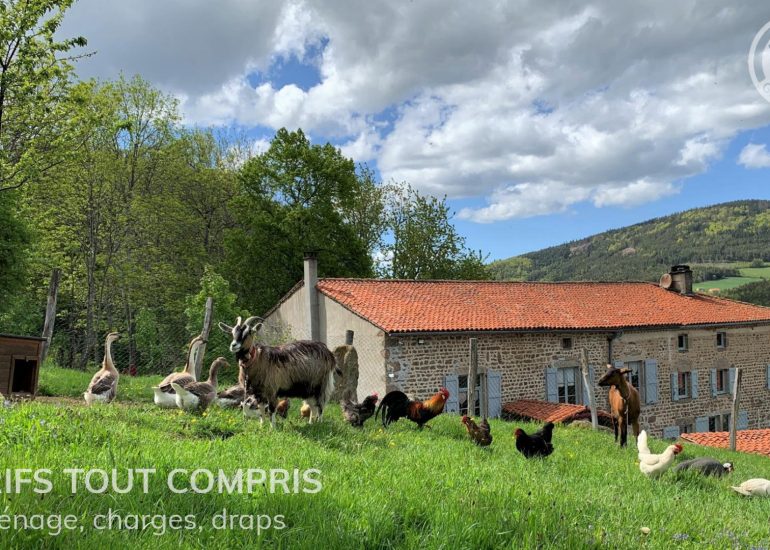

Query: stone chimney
<box><xmin>668</xmin><ymin>264</ymin><xmax>693</xmax><ymax>295</ymax></box>
<box><xmin>304</xmin><ymin>252</ymin><xmax>320</xmax><ymax>341</ymax></box>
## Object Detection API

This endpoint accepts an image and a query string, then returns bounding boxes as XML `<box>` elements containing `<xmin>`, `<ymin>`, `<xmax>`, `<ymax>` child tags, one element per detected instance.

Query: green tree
<box><xmin>0</xmin><ymin>0</ymin><xmax>87</xmax><ymax>192</ymax></box>
<box><xmin>383</xmin><ymin>183</ymin><xmax>488</xmax><ymax>280</ymax></box>
<box><xmin>184</xmin><ymin>266</ymin><xmax>248</xmax><ymax>362</ymax></box>
<box><xmin>226</xmin><ymin>128</ymin><xmax>373</xmax><ymax>313</ymax></box>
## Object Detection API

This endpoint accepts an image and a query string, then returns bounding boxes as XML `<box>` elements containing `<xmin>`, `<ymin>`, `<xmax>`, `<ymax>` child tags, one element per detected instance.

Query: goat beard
<box><xmin>236</xmin><ymin>346</ymin><xmax>255</xmax><ymax>363</ymax></box>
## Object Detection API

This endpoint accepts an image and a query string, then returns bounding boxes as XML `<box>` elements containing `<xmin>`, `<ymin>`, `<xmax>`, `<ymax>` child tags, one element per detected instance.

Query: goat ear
<box><xmin>218</xmin><ymin>321</ymin><xmax>233</xmax><ymax>333</ymax></box>
<box><xmin>605</xmin><ymin>363</ymin><xmax>613</xmax><ymax>370</ymax></box>
<box><xmin>620</xmin><ymin>368</ymin><xmax>632</xmax><ymax>374</ymax></box>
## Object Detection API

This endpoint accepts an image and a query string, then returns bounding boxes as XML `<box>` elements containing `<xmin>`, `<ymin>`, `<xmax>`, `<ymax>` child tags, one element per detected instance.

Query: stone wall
<box><xmin>613</xmin><ymin>325</ymin><xmax>770</xmax><ymax>435</ymax></box>
<box><xmin>384</xmin><ymin>324</ymin><xmax>770</xmax><ymax>437</ymax></box>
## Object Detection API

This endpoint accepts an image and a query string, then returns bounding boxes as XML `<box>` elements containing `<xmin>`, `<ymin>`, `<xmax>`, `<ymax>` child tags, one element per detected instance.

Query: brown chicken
<box><xmin>376</xmin><ymin>388</ymin><xmax>450</xmax><ymax>429</ymax></box>
<box><xmin>462</xmin><ymin>415</ymin><xmax>492</xmax><ymax>446</ymax></box>
<box><xmin>276</xmin><ymin>399</ymin><xmax>290</xmax><ymax>419</ymax></box>
<box><xmin>341</xmin><ymin>393</ymin><xmax>379</xmax><ymax>427</ymax></box>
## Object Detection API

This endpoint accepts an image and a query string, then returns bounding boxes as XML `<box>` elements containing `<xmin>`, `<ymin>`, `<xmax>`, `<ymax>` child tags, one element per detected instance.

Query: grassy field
<box><xmin>1</xmin><ymin>366</ymin><xmax>769</xmax><ymax>548</ymax></box>
<box><xmin>693</xmin><ymin>276</ymin><xmax>761</xmax><ymax>292</ymax></box>
<box><xmin>692</xmin><ymin>263</ymin><xmax>770</xmax><ymax>293</ymax></box>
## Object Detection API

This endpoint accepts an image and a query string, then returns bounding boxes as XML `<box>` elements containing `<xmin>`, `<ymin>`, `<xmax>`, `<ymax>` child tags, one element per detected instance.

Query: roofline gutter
<box><xmin>385</xmin><ymin>320</ymin><xmax>770</xmax><ymax>338</ymax></box>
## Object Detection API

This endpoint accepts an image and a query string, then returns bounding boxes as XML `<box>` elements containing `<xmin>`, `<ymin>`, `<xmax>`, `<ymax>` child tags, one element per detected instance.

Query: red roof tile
<box><xmin>502</xmin><ymin>399</ymin><xmax>612</xmax><ymax>424</ymax></box>
<box><xmin>315</xmin><ymin>279</ymin><xmax>770</xmax><ymax>333</ymax></box>
<box><xmin>681</xmin><ymin>429</ymin><xmax>770</xmax><ymax>457</ymax></box>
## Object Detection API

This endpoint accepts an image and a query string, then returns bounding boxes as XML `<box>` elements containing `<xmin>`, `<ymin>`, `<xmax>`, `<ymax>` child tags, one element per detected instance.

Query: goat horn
<box><xmin>217</xmin><ymin>321</ymin><xmax>233</xmax><ymax>333</ymax></box>
<box><xmin>244</xmin><ymin>316</ymin><xmax>262</xmax><ymax>328</ymax></box>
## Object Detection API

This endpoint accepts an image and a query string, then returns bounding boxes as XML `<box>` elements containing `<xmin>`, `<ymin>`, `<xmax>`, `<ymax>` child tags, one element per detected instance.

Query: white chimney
<box><xmin>304</xmin><ymin>252</ymin><xmax>320</xmax><ymax>341</ymax></box>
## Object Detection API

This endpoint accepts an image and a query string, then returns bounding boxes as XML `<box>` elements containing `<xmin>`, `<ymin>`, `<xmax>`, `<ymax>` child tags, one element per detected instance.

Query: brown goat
<box><xmin>597</xmin><ymin>365</ymin><xmax>640</xmax><ymax>447</ymax></box>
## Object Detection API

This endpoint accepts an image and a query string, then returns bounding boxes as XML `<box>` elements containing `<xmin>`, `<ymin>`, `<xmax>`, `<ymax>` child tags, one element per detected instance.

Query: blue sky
<box><xmin>60</xmin><ymin>1</ymin><xmax>770</xmax><ymax>261</ymax></box>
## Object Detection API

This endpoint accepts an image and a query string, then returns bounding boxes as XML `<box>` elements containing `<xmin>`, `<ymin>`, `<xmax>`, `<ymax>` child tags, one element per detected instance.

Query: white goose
<box><xmin>153</xmin><ymin>336</ymin><xmax>203</xmax><ymax>408</ymax></box>
<box><xmin>171</xmin><ymin>357</ymin><xmax>228</xmax><ymax>412</ymax></box>
<box><xmin>84</xmin><ymin>332</ymin><xmax>120</xmax><ymax>405</ymax></box>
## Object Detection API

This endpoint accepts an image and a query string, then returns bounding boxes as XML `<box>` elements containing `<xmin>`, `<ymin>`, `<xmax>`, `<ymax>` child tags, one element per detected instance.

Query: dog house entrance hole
<box><xmin>12</xmin><ymin>358</ymin><xmax>37</xmax><ymax>393</ymax></box>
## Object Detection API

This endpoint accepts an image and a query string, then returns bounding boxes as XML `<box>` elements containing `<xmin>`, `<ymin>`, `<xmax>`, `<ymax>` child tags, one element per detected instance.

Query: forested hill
<box><xmin>488</xmin><ymin>200</ymin><xmax>770</xmax><ymax>282</ymax></box>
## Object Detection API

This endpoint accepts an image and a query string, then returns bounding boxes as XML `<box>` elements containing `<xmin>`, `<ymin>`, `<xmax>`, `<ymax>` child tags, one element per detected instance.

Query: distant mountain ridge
<box><xmin>488</xmin><ymin>200</ymin><xmax>770</xmax><ymax>282</ymax></box>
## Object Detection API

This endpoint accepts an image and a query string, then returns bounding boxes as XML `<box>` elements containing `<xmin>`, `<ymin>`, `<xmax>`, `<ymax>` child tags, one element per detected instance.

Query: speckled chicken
<box><xmin>462</xmin><ymin>416</ymin><xmax>492</xmax><ymax>447</ymax></box>
<box><xmin>341</xmin><ymin>394</ymin><xmax>379</xmax><ymax>427</ymax></box>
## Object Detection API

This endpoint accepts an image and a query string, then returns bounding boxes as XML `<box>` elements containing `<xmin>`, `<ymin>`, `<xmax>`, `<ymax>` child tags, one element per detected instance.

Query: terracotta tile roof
<box><xmin>315</xmin><ymin>279</ymin><xmax>770</xmax><ymax>333</ymax></box>
<box><xmin>502</xmin><ymin>399</ymin><xmax>612</xmax><ymax>424</ymax></box>
<box><xmin>681</xmin><ymin>429</ymin><xmax>770</xmax><ymax>457</ymax></box>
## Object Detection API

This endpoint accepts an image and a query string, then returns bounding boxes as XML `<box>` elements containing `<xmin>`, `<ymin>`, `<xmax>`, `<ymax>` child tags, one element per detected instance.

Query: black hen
<box><xmin>514</xmin><ymin>422</ymin><xmax>554</xmax><ymax>458</ymax></box>
<box><xmin>341</xmin><ymin>393</ymin><xmax>379</xmax><ymax>427</ymax></box>
<box><xmin>673</xmin><ymin>457</ymin><xmax>733</xmax><ymax>477</ymax></box>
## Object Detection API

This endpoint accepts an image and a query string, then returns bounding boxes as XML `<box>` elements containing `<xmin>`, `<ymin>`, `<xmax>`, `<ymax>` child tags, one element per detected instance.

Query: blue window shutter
<box><xmin>614</xmin><ymin>360</ymin><xmax>624</xmax><ymax>369</ymax></box>
<box><xmin>710</xmin><ymin>369</ymin><xmax>717</xmax><ymax>397</ymax></box>
<box><xmin>695</xmin><ymin>416</ymin><xmax>709</xmax><ymax>432</ymax></box>
<box><xmin>487</xmin><ymin>370</ymin><xmax>502</xmax><ymax>419</ymax></box>
<box><xmin>670</xmin><ymin>372</ymin><xmax>679</xmax><ymax>402</ymax></box>
<box><xmin>766</xmin><ymin>365</ymin><xmax>770</xmax><ymax>390</ymax></box>
<box><xmin>662</xmin><ymin>425</ymin><xmax>680</xmax><ymax>439</ymax></box>
<box><xmin>737</xmin><ymin>410</ymin><xmax>749</xmax><ymax>430</ymax></box>
<box><xmin>443</xmin><ymin>374</ymin><xmax>459</xmax><ymax>414</ymax></box>
<box><xmin>728</xmin><ymin>368</ymin><xmax>736</xmax><ymax>396</ymax></box>
<box><xmin>691</xmin><ymin>370</ymin><xmax>699</xmax><ymax>399</ymax></box>
<box><xmin>582</xmin><ymin>365</ymin><xmax>595</xmax><ymax>405</ymax></box>
<box><xmin>545</xmin><ymin>367</ymin><xmax>558</xmax><ymax>403</ymax></box>
<box><xmin>644</xmin><ymin>359</ymin><xmax>658</xmax><ymax>404</ymax></box>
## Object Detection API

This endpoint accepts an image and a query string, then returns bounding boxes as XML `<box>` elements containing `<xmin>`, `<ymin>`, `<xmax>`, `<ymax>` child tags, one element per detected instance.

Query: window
<box><xmin>679</xmin><ymin>421</ymin><xmax>694</xmax><ymax>434</ymax></box>
<box><xmin>677</xmin><ymin>334</ymin><xmax>688</xmax><ymax>351</ymax></box>
<box><xmin>708</xmin><ymin>413</ymin><xmax>731</xmax><ymax>432</ymax></box>
<box><xmin>716</xmin><ymin>332</ymin><xmax>726</xmax><ymax>348</ymax></box>
<box><xmin>458</xmin><ymin>374</ymin><xmax>481</xmax><ymax>416</ymax></box>
<box><xmin>561</xmin><ymin>337</ymin><xmax>573</xmax><ymax>350</ymax></box>
<box><xmin>557</xmin><ymin>367</ymin><xmax>579</xmax><ymax>405</ymax></box>
<box><xmin>678</xmin><ymin>371</ymin><xmax>692</xmax><ymax>398</ymax></box>
<box><xmin>625</xmin><ymin>360</ymin><xmax>645</xmax><ymax>402</ymax></box>
<box><xmin>715</xmin><ymin>368</ymin><xmax>729</xmax><ymax>394</ymax></box>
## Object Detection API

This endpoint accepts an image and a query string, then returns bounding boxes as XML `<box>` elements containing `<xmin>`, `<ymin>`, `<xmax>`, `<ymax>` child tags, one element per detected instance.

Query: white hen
<box><xmin>638</xmin><ymin>441</ymin><xmax>683</xmax><ymax>477</ymax></box>
<box><xmin>731</xmin><ymin>478</ymin><xmax>770</xmax><ymax>497</ymax></box>
<box><xmin>637</xmin><ymin>429</ymin><xmax>651</xmax><ymax>458</ymax></box>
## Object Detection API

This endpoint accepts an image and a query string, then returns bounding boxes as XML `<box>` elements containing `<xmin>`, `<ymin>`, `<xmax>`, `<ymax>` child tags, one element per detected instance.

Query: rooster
<box><xmin>637</xmin><ymin>430</ymin><xmax>683</xmax><ymax>477</ymax></box>
<box><xmin>376</xmin><ymin>388</ymin><xmax>450</xmax><ymax>429</ymax></box>
<box><xmin>462</xmin><ymin>416</ymin><xmax>492</xmax><ymax>447</ymax></box>
<box><xmin>514</xmin><ymin>422</ymin><xmax>554</xmax><ymax>458</ymax></box>
<box><xmin>341</xmin><ymin>393</ymin><xmax>379</xmax><ymax>427</ymax></box>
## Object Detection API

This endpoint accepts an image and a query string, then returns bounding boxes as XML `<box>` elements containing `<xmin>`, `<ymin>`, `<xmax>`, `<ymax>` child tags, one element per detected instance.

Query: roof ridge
<box><xmin>318</xmin><ymin>278</ymin><xmax>661</xmax><ymax>285</ymax></box>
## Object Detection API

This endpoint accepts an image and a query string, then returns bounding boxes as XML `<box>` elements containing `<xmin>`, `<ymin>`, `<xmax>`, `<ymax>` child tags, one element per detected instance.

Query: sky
<box><xmin>59</xmin><ymin>1</ymin><xmax>770</xmax><ymax>261</ymax></box>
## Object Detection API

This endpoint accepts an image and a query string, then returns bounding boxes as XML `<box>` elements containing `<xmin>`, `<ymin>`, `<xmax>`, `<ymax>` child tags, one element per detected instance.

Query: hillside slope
<box><xmin>0</xmin><ymin>365</ymin><xmax>766</xmax><ymax>548</ymax></box>
<box><xmin>489</xmin><ymin>200</ymin><xmax>770</xmax><ymax>282</ymax></box>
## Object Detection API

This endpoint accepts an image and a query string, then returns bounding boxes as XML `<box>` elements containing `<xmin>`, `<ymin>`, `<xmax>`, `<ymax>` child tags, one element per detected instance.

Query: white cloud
<box><xmin>738</xmin><ymin>143</ymin><xmax>770</xmax><ymax>168</ymax></box>
<box><xmin>60</xmin><ymin>1</ymin><xmax>770</xmax><ymax>221</ymax></box>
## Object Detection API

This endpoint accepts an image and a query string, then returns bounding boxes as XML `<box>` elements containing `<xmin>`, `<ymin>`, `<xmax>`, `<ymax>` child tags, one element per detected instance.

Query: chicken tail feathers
<box><xmin>731</xmin><ymin>485</ymin><xmax>751</xmax><ymax>496</ymax></box>
<box><xmin>376</xmin><ymin>390</ymin><xmax>410</xmax><ymax>427</ymax></box>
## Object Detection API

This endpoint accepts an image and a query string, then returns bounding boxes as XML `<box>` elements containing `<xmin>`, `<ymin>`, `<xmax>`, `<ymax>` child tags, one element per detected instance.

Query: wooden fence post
<box><xmin>345</xmin><ymin>330</ymin><xmax>354</xmax><ymax>346</ymax></box>
<box><xmin>40</xmin><ymin>268</ymin><xmax>61</xmax><ymax>364</ymax></box>
<box><xmin>579</xmin><ymin>348</ymin><xmax>598</xmax><ymax>430</ymax></box>
<box><xmin>468</xmin><ymin>338</ymin><xmax>478</xmax><ymax>416</ymax></box>
<box><xmin>194</xmin><ymin>297</ymin><xmax>213</xmax><ymax>380</ymax></box>
<box><xmin>729</xmin><ymin>368</ymin><xmax>743</xmax><ymax>451</ymax></box>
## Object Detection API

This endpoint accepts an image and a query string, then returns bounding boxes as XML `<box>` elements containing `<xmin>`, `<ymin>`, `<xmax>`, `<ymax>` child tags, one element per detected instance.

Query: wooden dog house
<box><xmin>0</xmin><ymin>334</ymin><xmax>44</xmax><ymax>397</ymax></box>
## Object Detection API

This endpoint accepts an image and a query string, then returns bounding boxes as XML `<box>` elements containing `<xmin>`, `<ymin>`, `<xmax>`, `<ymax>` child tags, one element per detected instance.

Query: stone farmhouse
<box><xmin>263</xmin><ymin>259</ymin><xmax>770</xmax><ymax>438</ymax></box>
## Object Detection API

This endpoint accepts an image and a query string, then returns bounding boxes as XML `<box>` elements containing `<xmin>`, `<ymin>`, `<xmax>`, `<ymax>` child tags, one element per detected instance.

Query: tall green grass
<box><xmin>3</xmin><ymin>365</ymin><xmax>769</xmax><ymax>548</ymax></box>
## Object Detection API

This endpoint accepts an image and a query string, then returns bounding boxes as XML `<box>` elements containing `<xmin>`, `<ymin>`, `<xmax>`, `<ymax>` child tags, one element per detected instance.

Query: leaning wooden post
<box><xmin>729</xmin><ymin>368</ymin><xmax>743</xmax><ymax>452</ymax></box>
<box><xmin>194</xmin><ymin>297</ymin><xmax>214</xmax><ymax>380</ymax></box>
<box><xmin>468</xmin><ymin>338</ymin><xmax>478</xmax><ymax>416</ymax></box>
<box><xmin>40</xmin><ymin>268</ymin><xmax>61</xmax><ymax>364</ymax></box>
<box><xmin>480</xmin><ymin>370</ymin><xmax>489</xmax><ymax>419</ymax></box>
<box><xmin>579</xmin><ymin>348</ymin><xmax>598</xmax><ymax>430</ymax></box>
<box><xmin>345</xmin><ymin>330</ymin><xmax>354</xmax><ymax>346</ymax></box>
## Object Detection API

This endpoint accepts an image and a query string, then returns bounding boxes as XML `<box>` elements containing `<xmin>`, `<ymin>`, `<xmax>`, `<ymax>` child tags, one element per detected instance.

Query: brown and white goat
<box><xmin>218</xmin><ymin>316</ymin><xmax>338</xmax><ymax>427</ymax></box>
<box><xmin>597</xmin><ymin>364</ymin><xmax>641</xmax><ymax>448</ymax></box>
